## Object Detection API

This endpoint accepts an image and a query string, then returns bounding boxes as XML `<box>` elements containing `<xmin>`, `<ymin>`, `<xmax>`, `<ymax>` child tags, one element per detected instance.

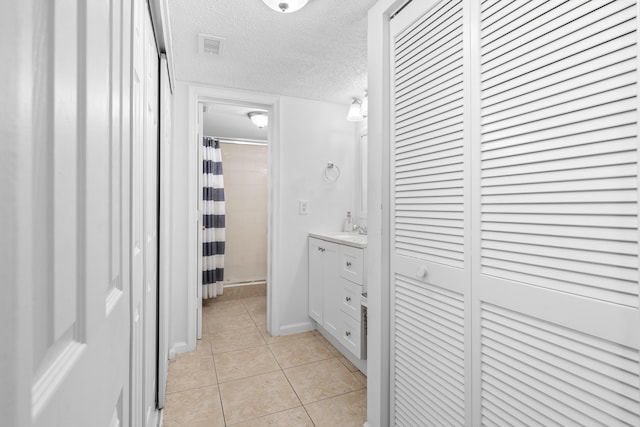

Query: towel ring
<box><xmin>323</xmin><ymin>162</ymin><xmax>341</xmax><ymax>183</ymax></box>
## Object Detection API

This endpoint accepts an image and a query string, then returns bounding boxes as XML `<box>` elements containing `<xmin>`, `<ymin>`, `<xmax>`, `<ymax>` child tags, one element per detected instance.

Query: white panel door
<box><xmin>28</xmin><ymin>0</ymin><xmax>132</xmax><ymax>426</ymax></box>
<box><xmin>130</xmin><ymin>0</ymin><xmax>146</xmax><ymax>424</ymax></box>
<box><xmin>472</xmin><ymin>1</ymin><xmax>640</xmax><ymax>424</ymax></box>
<box><xmin>142</xmin><ymin>9</ymin><xmax>160</xmax><ymax>427</ymax></box>
<box><xmin>130</xmin><ymin>0</ymin><xmax>160</xmax><ymax>425</ymax></box>
<box><xmin>157</xmin><ymin>54</ymin><xmax>172</xmax><ymax>410</ymax></box>
<box><xmin>389</xmin><ymin>0</ymin><xmax>472</xmax><ymax>424</ymax></box>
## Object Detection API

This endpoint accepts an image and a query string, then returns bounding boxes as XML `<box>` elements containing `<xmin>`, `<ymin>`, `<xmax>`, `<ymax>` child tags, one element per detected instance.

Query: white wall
<box><xmin>170</xmin><ymin>83</ymin><xmax>357</xmax><ymax>351</ymax></box>
<box><xmin>276</xmin><ymin>96</ymin><xmax>356</xmax><ymax>332</ymax></box>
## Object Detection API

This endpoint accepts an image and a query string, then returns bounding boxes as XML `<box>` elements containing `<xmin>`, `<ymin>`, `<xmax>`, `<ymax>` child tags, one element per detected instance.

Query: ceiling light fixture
<box><xmin>346</xmin><ymin>98</ymin><xmax>364</xmax><ymax>122</ymax></box>
<box><xmin>262</xmin><ymin>0</ymin><xmax>309</xmax><ymax>13</ymax></box>
<box><xmin>248</xmin><ymin>111</ymin><xmax>269</xmax><ymax>128</ymax></box>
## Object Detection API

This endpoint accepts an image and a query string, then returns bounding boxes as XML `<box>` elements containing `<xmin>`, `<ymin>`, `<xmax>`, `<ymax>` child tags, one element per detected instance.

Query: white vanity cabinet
<box><xmin>308</xmin><ymin>238</ymin><xmax>332</xmax><ymax>326</ymax></box>
<box><xmin>308</xmin><ymin>233</ymin><xmax>366</xmax><ymax>361</ymax></box>
<box><xmin>308</xmin><ymin>238</ymin><xmax>340</xmax><ymax>336</ymax></box>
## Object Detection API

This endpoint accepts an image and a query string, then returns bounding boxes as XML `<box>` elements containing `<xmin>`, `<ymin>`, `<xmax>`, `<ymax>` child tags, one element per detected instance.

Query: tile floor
<box><xmin>162</xmin><ymin>295</ymin><xmax>367</xmax><ymax>426</ymax></box>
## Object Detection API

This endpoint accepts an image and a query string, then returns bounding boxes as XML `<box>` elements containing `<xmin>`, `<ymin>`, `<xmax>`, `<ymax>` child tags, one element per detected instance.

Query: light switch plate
<box><xmin>299</xmin><ymin>200</ymin><xmax>310</xmax><ymax>215</ymax></box>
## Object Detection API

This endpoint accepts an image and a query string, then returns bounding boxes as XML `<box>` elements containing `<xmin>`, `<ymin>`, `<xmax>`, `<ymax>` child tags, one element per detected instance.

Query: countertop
<box><xmin>309</xmin><ymin>231</ymin><xmax>367</xmax><ymax>249</ymax></box>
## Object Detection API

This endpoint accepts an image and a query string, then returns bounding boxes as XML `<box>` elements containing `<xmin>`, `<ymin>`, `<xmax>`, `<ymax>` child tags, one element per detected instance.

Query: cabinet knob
<box><xmin>346</xmin><ymin>296</ymin><xmax>351</xmax><ymax>302</ymax></box>
<box><xmin>346</xmin><ymin>261</ymin><xmax>352</xmax><ymax>267</ymax></box>
<box><xmin>345</xmin><ymin>331</ymin><xmax>351</xmax><ymax>337</ymax></box>
<box><xmin>416</xmin><ymin>267</ymin><xmax>428</xmax><ymax>279</ymax></box>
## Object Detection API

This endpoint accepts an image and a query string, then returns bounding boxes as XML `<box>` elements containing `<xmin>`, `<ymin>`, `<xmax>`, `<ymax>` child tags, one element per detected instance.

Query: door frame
<box><xmin>186</xmin><ymin>85</ymin><xmax>280</xmax><ymax>349</ymax></box>
<box><xmin>367</xmin><ymin>1</ymin><xmax>409</xmax><ymax>426</ymax></box>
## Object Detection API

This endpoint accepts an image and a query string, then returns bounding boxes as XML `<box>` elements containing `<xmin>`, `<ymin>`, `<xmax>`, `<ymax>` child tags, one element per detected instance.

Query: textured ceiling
<box><xmin>167</xmin><ymin>0</ymin><xmax>377</xmax><ymax>104</ymax></box>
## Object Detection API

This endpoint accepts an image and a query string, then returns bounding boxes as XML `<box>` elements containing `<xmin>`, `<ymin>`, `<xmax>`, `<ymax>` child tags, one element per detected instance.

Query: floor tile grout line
<box><xmin>302</xmin><ymin>386</ymin><xmax>367</xmax><ymax>407</ymax></box>
<box><xmin>266</xmin><ymin>338</ymin><xmax>286</xmax><ymax>371</ymax></box>
<box><xmin>164</xmin><ymin>381</ymin><xmax>219</xmax><ymax>396</ymax></box>
<box><xmin>272</xmin><ymin>352</ymin><xmax>338</xmax><ymax>371</ymax></box>
<box><xmin>225</xmin><ymin>405</ymin><xmax>311</xmax><ymax>427</ymax></box>
<box><xmin>283</xmin><ymin>359</ymin><xmax>365</xmax><ymax>406</ymax></box>
<box><xmin>279</xmin><ymin>361</ymin><xmax>310</xmax><ymax>422</ymax></box>
<box><xmin>216</xmin><ymin>383</ymin><xmax>228</xmax><ymax>427</ymax></box>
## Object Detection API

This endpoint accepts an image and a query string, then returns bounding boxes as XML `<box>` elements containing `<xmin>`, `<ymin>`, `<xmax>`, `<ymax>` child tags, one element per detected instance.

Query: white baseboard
<box><xmin>169</xmin><ymin>341</ymin><xmax>191</xmax><ymax>357</ymax></box>
<box><xmin>278</xmin><ymin>320</ymin><xmax>314</xmax><ymax>336</ymax></box>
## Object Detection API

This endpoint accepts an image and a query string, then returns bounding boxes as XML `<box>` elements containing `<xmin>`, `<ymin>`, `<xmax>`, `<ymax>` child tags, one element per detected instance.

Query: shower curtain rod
<box><xmin>205</xmin><ymin>136</ymin><xmax>268</xmax><ymax>146</ymax></box>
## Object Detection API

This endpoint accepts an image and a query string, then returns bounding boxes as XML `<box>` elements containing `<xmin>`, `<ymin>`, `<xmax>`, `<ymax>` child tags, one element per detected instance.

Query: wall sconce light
<box><xmin>262</xmin><ymin>0</ymin><xmax>309</xmax><ymax>13</ymax></box>
<box><xmin>346</xmin><ymin>98</ymin><xmax>364</xmax><ymax>122</ymax></box>
<box><xmin>361</xmin><ymin>90</ymin><xmax>368</xmax><ymax>118</ymax></box>
<box><xmin>248</xmin><ymin>111</ymin><xmax>269</xmax><ymax>128</ymax></box>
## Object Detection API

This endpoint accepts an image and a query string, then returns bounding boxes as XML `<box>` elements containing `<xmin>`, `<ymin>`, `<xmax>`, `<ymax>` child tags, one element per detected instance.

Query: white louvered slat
<box><xmin>482</xmin><ymin>31</ymin><xmax>637</xmax><ymax>100</ymax></box>
<box><xmin>482</xmin><ymin>1</ymin><xmax>635</xmax><ymax>79</ymax></box>
<box><xmin>481</xmin><ymin>0</ymin><xmax>567</xmax><ymax>51</ymax></box>
<box><xmin>395</xmin><ymin>0</ymin><xmax>461</xmax><ymax>70</ymax></box>
<box><xmin>473</xmin><ymin>1</ymin><xmax>640</xmax><ymax>425</ymax></box>
<box><xmin>394</xmin><ymin>274</ymin><xmax>466</xmax><ymax>425</ymax></box>
<box><xmin>480</xmin><ymin>1</ymin><xmax>639</xmax><ymax>307</ymax></box>
<box><xmin>391</xmin><ymin>1</ymin><xmax>470</xmax><ymax>424</ymax></box>
<box><xmin>394</xmin><ymin>0</ymin><xmax>465</xmax><ymax>267</ymax></box>
<box><xmin>480</xmin><ymin>304</ymin><xmax>640</xmax><ymax>426</ymax></box>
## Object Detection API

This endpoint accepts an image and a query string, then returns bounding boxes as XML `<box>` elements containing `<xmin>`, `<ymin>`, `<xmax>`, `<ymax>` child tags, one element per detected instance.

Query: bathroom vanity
<box><xmin>308</xmin><ymin>232</ymin><xmax>367</xmax><ymax>373</ymax></box>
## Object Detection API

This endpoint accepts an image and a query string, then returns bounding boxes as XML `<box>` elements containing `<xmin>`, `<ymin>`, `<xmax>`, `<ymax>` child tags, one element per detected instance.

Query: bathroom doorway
<box><xmin>186</xmin><ymin>86</ymin><xmax>280</xmax><ymax>351</ymax></box>
<box><xmin>202</xmin><ymin>103</ymin><xmax>269</xmax><ymax>298</ymax></box>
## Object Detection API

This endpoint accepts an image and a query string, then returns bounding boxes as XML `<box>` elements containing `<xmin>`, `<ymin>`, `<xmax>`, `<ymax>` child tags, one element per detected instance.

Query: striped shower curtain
<box><xmin>202</xmin><ymin>137</ymin><xmax>225</xmax><ymax>299</ymax></box>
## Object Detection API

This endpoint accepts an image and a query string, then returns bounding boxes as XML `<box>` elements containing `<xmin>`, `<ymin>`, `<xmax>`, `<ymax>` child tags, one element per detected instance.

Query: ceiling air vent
<box><xmin>199</xmin><ymin>34</ymin><xmax>225</xmax><ymax>56</ymax></box>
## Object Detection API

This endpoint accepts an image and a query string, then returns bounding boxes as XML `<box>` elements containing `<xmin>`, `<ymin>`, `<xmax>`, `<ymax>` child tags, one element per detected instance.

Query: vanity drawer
<box><xmin>340</xmin><ymin>278</ymin><xmax>362</xmax><ymax>321</ymax></box>
<box><xmin>339</xmin><ymin>245</ymin><xmax>363</xmax><ymax>285</ymax></box>
<box><xmin>340</xmin><ymin>313</ymin><xmax>362</xmax><ymax>359</ymax></box>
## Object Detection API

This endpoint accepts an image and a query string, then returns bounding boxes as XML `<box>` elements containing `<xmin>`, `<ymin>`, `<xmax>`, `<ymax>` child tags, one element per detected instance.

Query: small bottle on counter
<box><xmin>343</xmin><ymin>211</ymin><xmax>352</xmax><ymax>232</ymax></box>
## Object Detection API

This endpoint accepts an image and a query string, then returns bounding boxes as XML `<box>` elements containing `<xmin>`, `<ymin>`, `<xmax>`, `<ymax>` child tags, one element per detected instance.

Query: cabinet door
<box><xmin>322</xmin><ymin>243</ymin><xmax>341</xmax><ymax>338</ymax></box>
<box><xmin>308</xmin><ymin>238</ymin><xmax>324</xmax><ymax>324</ymax></box>
<box><xmin>340</xmin><ymin>312</ymin><xmax>362</xmax><ymax>359</ymax></box>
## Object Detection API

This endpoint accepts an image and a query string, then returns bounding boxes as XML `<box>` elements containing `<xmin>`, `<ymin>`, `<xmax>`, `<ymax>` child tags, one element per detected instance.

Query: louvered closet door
<box><xmin>390</xmin><ymin>0</ymin><xmax>472</xmax><ymax>425</ymax></box>
<box><xmin>472</xmin><ymin>0</ymin><xmax>640</xmax><ymax>425</ymax></box>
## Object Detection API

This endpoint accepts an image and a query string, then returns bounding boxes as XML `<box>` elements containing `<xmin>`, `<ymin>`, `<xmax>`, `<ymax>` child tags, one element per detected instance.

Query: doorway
<box><xmin>200</xmin><ymin>103</ymin><xmax>269</xmax><ymax>307</ymax></box>
<box><xmin>185</xmin><ymin>86</ymin><xmax>281</xmax><ymax>348</ymax></box>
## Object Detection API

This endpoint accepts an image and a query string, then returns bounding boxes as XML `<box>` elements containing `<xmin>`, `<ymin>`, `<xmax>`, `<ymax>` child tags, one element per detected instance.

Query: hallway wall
<box><xmin>169</xmin><ymin>82</ymin><xmax>357</xmax><ymax>353</ymax></box>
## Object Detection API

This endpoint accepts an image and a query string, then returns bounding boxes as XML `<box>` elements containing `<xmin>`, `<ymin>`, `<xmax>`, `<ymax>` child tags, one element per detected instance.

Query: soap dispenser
<box><xmin>343</xmin><ymin>211</ymin><xmax>353</xmax><ymax>232</ymax></box>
